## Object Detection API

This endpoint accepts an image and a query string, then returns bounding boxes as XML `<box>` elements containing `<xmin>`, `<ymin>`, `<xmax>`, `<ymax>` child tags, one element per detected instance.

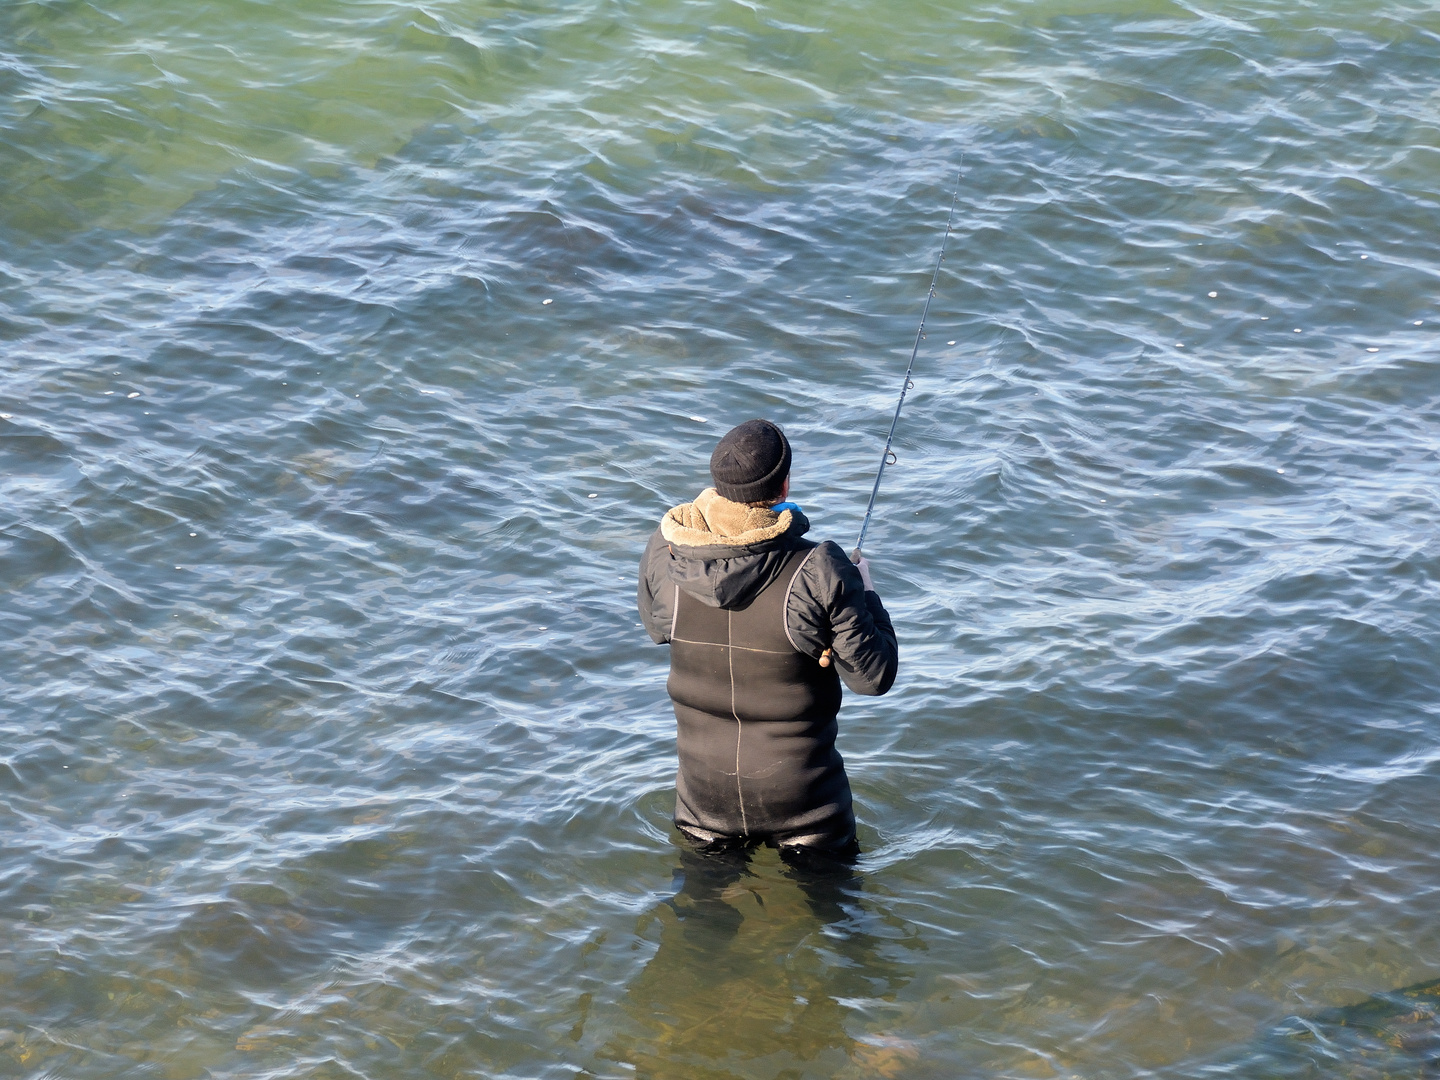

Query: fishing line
<box><xmin>853</xmin><ymin>168</ymin><xmax>962</xmax><ymax>559</ymax></box>
<box><xmin>818</xmin><ymin>170</ymin><xmax>961</xmax><ymax>671</ymax></box>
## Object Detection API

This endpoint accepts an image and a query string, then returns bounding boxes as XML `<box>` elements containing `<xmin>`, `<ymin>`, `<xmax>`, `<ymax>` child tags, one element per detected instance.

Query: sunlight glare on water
<box><xmin>2</xmin><ymin>0</ymin><xmax>1439</xmax><ymax>1077</ymax></box>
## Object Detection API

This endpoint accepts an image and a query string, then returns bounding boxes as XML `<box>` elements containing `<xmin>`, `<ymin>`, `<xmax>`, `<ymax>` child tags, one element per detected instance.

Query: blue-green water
<box><xmin>2</xmin><ymin>1</ymin><xmax>1439</xmax><ymax>1077</ymax></box>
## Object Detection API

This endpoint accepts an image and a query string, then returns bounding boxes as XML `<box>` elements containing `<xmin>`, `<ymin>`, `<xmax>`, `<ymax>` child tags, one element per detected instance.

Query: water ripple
<box><xmin>3</xmin><ymin>0</ymin><xmax>1440</xmax><ymax>1077</ymax></box>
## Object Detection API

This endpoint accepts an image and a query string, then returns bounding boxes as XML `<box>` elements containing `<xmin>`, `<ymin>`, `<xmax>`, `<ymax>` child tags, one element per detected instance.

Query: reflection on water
<box><xmin>3</xmin><ymin>0</ymin><xmax>1440</xmax><ymax>1076</ymax></box>
<box><xmin>602</xmin><ymin>840</ymin><xmax>919</xmax><ymax>1080</ymax></box>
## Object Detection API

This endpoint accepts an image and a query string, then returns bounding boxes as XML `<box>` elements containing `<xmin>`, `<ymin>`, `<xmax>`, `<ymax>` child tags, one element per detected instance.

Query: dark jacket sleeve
<box><xmin>637</xmin><ymin>527</ymin><xmax>674</xmax><ymax>644</ymax></box>
<box><xmin>785</xmin><ymin>540</ymin><xmax>898</xmax><ymax>696</ymax></box>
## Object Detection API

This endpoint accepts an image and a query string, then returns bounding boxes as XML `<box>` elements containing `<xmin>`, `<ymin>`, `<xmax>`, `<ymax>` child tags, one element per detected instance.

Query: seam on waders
<box><xmin>729</xmin><ymin>607</ymin><xmax>747</xmax><ymax>835</ymax></box>
<box><xmin>670</xmin><ymin>584</ymin><xmax>680</xmax><ymax>640</ymax></box>
<box><xmin>669</xmin><ymin>638</ymin><xmax>791</xmax><ymax>654</ymax></box>
<box><xmin>782</xmin><ymin>547</ymin><xmax>821</xmax><ymax>656</ymax></box>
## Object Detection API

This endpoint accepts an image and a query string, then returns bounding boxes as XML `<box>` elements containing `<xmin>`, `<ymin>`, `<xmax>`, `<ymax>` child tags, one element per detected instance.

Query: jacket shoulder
<box><xmin>637</xmin><ymin>526</ymin><xmax>674</xmax><ymax>643</ymax></box>
<box><xmin>799</xmin><ymin>540</ymin><xmax>863</xmax><ymax>603</ymax></box>
<box><xmin>783</xmin><ymin>539</ymin><xmax>859</xmax><ymax>653</ymax></box>
<box><xmin>788</xmin><ymin>540</ymin><xmax>897</xmax><ymax>696</ymax></box>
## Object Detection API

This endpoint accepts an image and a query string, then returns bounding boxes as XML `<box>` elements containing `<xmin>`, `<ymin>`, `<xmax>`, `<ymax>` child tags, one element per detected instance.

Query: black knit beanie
<box><xmin>709</xmin><ymin>419</ymin><xmax>792</xmax><ymax>503</ymax></box>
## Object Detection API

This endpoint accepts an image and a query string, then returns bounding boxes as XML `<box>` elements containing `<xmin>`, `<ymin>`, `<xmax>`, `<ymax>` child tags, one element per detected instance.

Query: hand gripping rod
<box><xmin>853</xmin><ymin>172</ymin><xmax>962</xmax><ymax>560</ymax></box>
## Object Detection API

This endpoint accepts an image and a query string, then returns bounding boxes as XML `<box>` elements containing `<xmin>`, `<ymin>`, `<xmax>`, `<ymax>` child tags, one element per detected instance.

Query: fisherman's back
<box><xmin>638</xmin><ymin>423</ymin><xmax>897</xmax><ymax>856</ymax></box>
<box><xmin>668</xmin><ymin>541</ymin><xmax>849</xmax><ymax>840</ymax></box>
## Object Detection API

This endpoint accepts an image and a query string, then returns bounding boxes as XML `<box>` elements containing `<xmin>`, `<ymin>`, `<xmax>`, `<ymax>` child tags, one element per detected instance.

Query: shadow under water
<box><xmin>599</xmin><ymin>840</ymin><xmax>922</xmax><ymax>1080</ymax></box>
<box><xmin>1213</xmin><ymin>977</ymin><xmax>1440</xmax><ymax>1080</ymax></box>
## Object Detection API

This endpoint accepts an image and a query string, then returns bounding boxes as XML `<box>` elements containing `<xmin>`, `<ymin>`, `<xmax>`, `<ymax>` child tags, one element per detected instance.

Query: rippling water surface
<box><xmin>3</xmin><ymin>0</ymin><xmax>1439</xmax><ymax>1076</ymax></box>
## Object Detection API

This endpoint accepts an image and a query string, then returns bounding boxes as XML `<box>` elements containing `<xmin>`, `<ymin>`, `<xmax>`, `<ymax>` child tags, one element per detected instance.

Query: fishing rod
<box><xmin>818</xmin><ymin>171</ymin><xmax>961</xmax><ymax>671</ymax></box>
<box><xmin>853</xmin><ymin>169</ymin><xmax>962</xmax><ymax>560</ymax></box>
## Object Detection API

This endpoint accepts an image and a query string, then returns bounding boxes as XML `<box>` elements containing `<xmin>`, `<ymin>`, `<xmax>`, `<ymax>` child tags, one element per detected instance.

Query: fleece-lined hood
<box><xmin>657</xmin><ymin>487</ymin><xmax>810</xmax><ymax>609</ymax></box>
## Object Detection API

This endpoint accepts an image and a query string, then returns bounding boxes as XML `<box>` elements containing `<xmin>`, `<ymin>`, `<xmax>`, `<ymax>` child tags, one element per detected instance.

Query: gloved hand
<box><xmin>853</xmin><ymin>553</ymin><xmax>875</xmax><ymax>592</ymax></box>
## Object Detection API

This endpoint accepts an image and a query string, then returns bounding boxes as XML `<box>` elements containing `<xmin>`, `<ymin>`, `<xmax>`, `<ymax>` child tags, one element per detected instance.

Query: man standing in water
<box><xmin>637</xmin><ymin>419</ymin><xmax>898</xmax><ymax>866</ymax></box>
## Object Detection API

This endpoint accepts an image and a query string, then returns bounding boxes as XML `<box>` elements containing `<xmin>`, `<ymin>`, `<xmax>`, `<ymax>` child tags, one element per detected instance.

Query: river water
<box><xmin>3</xmin><ymin>1</ymin><xmax>1439</xmax><ymax>1077</ymax></box>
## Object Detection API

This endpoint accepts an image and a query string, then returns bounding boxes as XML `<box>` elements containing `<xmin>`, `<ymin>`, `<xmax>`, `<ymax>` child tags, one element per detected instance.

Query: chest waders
<box><xmin>667</xmin><ymin>545</ymin><xmax>855</xmax><ymax>849</ymax></box>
